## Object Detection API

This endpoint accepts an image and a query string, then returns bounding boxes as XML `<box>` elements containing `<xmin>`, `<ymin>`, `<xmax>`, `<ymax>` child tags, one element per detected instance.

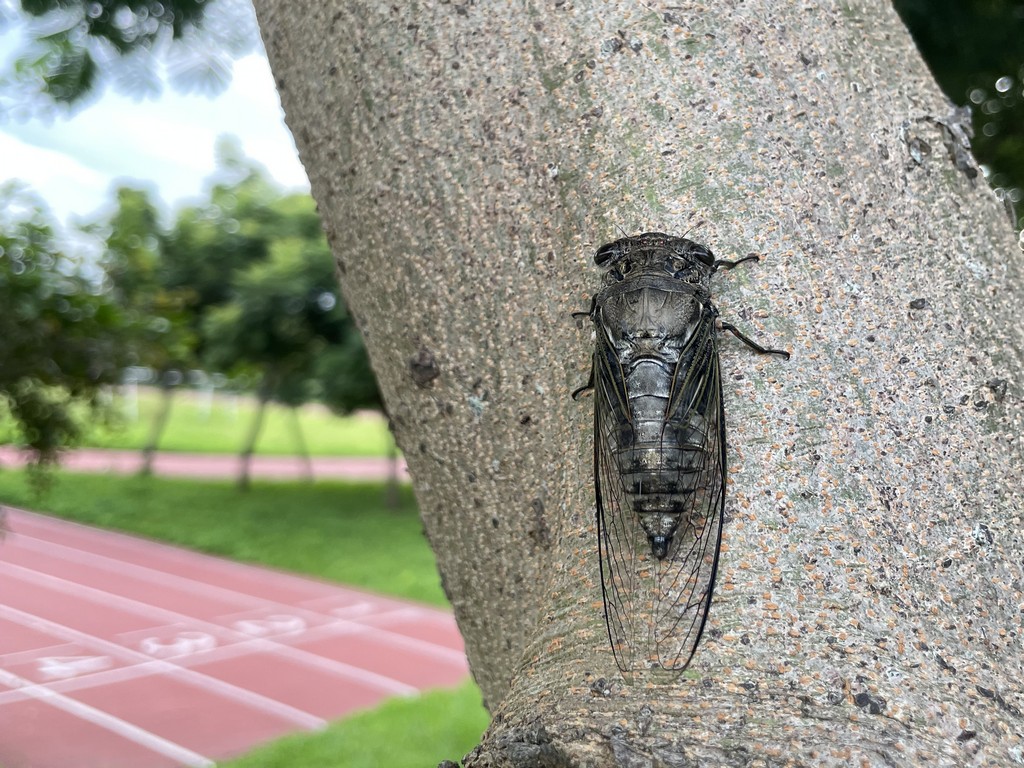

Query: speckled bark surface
<box><xmin>253</xmin><ymin>0</ymin><xmax>1023</xmax><ymax>764</ymax></box>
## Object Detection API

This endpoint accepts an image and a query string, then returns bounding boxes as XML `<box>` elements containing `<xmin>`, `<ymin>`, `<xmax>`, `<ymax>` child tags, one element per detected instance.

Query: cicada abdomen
<box><xmin>574</xmin><ymin>232</ymin><xmax>788</xmax><ymax>677</ymax></box>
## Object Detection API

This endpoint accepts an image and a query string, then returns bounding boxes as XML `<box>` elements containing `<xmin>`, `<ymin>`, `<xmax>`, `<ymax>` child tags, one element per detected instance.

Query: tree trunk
<box><xmin>288</xmin><ymin>406</ymin><xmax>314</xmax><ymax>482</ymax></box>
<box><xmin>237</xmin><ymin>376</ymin><xmax>272</xmax><ymax>491</ymax></box>
<box><xmin>139</xmin><ymin>379</ymin><xmax>175</xmax><ymax>476</ymax></box>
<box><xmin>384</xmin><ymin>417</ymin><xmax>401</xmax><ymax>509</ymax></box>
<box><xmin>254</xmin><ymin>0</ymin><xmax>1024</xmax><ymax>764</ymax></box>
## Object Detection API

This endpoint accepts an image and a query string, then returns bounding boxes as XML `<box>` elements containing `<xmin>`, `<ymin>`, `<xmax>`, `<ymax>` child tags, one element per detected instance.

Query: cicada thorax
<box><xmin>596</xmin><ymin>276</ymin><xmax>717</xmax><ymax>560</ymax></box>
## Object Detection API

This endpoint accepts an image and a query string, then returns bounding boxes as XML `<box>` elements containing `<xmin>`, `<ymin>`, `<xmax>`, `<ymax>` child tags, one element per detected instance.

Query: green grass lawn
<box><xmin>0</xmin><ymin>386</ymin><xmax>393</xmax><ymax>457</ymax></box>
<box><xmin>221</xmin><ymin>680</ymin><xmax>488</xmax><ymax>768</ymax></box>
<box><xmin>0</xmin><ymin>470</ymin><xmax>490</xmax><ymax>765</ymax></box>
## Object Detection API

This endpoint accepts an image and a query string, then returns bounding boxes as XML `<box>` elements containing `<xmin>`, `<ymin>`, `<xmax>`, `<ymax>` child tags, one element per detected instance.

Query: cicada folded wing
<box><xmin>652</xmin><ymin>324</ymin><xmax>726</xmax><ymax>672</ymax></box>
<box><xmin>593</xmin><ymin>317</ymin><xmax>726</xmax><ymax>676</ymax></box>
<box><xmin>593</xmin><ymin>346</ymin><xmax>642</xmax><ymax>676</ymax></box>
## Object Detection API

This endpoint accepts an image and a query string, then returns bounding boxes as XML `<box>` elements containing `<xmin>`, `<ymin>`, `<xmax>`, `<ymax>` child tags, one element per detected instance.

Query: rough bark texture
<box><xmin>253</xmin><ymin>0</ymin><xmax>1024</xmax><ymax>764</ymax></box>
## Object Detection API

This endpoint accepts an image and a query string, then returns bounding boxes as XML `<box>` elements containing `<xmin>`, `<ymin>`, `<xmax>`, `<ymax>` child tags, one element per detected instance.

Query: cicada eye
<box><xmin>691</xmin><ymin>245</ymin><xmax>715</xmax><ymax>266</ymax></box>
<box><xmin>595</xmin><ymin>243</ymin><xmax>622</xmax><ymax>267</ymax></box>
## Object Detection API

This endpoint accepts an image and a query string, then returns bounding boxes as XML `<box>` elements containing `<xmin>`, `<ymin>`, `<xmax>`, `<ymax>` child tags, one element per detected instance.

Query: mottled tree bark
<box><xmin>253</xmin><ymin>0</ymin><xmax>1024</xmax><ymax>764</ymax></box>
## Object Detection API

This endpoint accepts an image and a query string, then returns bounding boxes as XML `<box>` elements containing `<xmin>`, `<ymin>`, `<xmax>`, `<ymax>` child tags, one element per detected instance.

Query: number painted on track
<box><xmin>139</xmin><ymin>631</ymin><xmax>217</xmax><ymax>657</ymax></box>
<box><xmin>331</xmin><ymin>601</ymin><xmax>377</xmax><ymax>618</ymax></box>
<box><xmin>37</xmin><ymin>655</ymin><xmax>112</xmax><ymax>680</ymax></box>
<box><xmin>233</xmin><ymin>614</ymin><xmax>306</xmax><ymax>637</ymax></box>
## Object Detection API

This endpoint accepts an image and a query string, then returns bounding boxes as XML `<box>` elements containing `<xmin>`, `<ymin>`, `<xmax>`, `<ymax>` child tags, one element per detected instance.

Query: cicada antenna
<box><xmin>712</xmin><ymin>253</ymin><xmax>760</xmax><ymax>272</ymax></box>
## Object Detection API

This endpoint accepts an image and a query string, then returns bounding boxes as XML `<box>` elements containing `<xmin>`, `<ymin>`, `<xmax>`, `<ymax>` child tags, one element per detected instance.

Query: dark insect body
<box><xmin>574</xmin><ymin>232</ymin><xmax>788</xmax><ymax>678</ymax></box>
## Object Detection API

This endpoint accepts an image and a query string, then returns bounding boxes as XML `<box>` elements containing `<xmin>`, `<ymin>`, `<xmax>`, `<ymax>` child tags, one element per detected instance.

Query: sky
<box><xmin>0</xmin><ymin>18</ymin><xmax>310</xmax><ymax>233</ymax></box>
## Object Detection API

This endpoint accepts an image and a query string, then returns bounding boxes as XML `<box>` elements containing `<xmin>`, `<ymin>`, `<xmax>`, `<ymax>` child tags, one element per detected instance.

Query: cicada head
<box><xmin>595</xmin><ymin>232</ymin><xmax>715</xmax><ymax>288</ymax></box>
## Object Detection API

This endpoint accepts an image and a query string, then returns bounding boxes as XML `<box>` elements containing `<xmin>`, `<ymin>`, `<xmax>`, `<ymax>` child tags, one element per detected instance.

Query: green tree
<box><xmin>314</xmin><ymin>334</ymin><xmax>383</xmax><ymax>416</ymax></box>
<box><xmin>160</xmin><ymin>140</ymin><xmax>283</xmax><ymax>340</ymax></box>
<box><xmin>0</xmin><ymin>182</ymin><xmax>127</xmax><ymax>467</ymax></box>
<box><xmin>89</xmin><ymin>185</ymin><xmax>196</xmax><ymax>473</ymax></box>
<box><xmin>201</xmin><ymin>215</ymin><xmax>355</xmax><ymax>488</ymax></box>
<box><xmin>85</xmin><ymin>145</ymin><xmax>382</xmax><ymax>479</ymax></box>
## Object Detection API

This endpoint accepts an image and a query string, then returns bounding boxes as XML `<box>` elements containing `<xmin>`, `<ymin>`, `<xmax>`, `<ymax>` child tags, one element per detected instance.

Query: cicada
<box><xmin>574</xmin><ymin>232</ymin><xmax>789</xmax><ymax>677</ymax></box>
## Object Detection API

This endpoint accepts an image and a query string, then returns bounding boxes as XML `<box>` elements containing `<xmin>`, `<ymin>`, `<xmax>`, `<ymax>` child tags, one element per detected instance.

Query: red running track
<box><xmin>0</xmin><ymin>506</ymin><xmax>469</xmax><ymax>768</ymax></box>
<box><xmin>0</xmin><ymin>446</ymin><xmax>409</xmax><ymax>483</ymax></box>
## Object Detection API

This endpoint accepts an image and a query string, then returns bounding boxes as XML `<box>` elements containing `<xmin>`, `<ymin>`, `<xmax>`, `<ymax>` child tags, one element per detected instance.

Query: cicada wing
<box><xmin>651</xmin><ymin>326</ymin><xmax>726</xmax><ymax>672</ymax></box>
<box><xmin>593</xmin><ymin>343</ymin><xmax>642</xmax><ymax>676</ymax></box>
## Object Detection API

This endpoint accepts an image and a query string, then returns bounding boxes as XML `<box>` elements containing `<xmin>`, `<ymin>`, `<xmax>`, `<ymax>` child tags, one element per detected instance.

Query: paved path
<box><xmin>0</xmin><ymin>506</ymin><xmax>467</xmax><ymax>768</ymax></box>
<box><xmin>0</xmin><ymin>446</ymin><xmax>409</xmax><ymax>483</ymax></box>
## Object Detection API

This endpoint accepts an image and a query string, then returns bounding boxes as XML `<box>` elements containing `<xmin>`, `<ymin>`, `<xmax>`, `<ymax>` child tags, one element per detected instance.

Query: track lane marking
<box><xmin>0</xmin><ymin>667</ymin><xmax>214</xmax><ymax>768</ymax></box>
<box><xmin>0</xmin><ymin>561</ymin><xmax>417</xmax><ymax>695</ymax></box>
<box><xmin>8</xmin><ymin>528</ymin><xmax>465</xmax><ymax>663</ymax></box>
<box><xmin>0</xmin><ymin>601</ymin><xmax>328</xmax><ymax>729</ymax></box>
<box><xmin>6</xmin><ymin>506</ymin><xmax>414</xmax><ymax>602</ymax></box>
<box><xmin>0</xmin><ymin>610</ymin><xmax>466</xmax><ymax>707</ymax></box>
<box><xmin>7</xmin><ymin>516</ymin><xmax>463</xmax><ymax>662</ymax></box>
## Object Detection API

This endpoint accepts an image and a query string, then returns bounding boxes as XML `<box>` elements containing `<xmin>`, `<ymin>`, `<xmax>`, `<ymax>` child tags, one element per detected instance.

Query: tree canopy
<box><xmin>96</xmin><ymin>143</ymin><xmax>382</xmax><ymax>413</ymax></box>
<box><xmin>5</xmin><ymin>0</ymin><xmax>1022</xmax><ymax>209</ymax></box>
<box><xmin>1</xmin><ymin>0</ymin><xmax>258</xmax><ymax>114</ymax></box>
<box><xmin>88</xmin><ymin>186</ymin><xmax>196</xmax><ymax>376</ymax></box>
<box><xmin>201</xmin><ymin>193</ymin><xmax>379</xmax><ymax>412</ymax></box>
<box><xmin>0</xmin><ymin>142</ymin><xmax>380</xmax><ymax>467</ymax></box>
<box><xmin>0</xmin><ymin>182</ymin><xmax>127</xmax><ymax>464</ymax></box>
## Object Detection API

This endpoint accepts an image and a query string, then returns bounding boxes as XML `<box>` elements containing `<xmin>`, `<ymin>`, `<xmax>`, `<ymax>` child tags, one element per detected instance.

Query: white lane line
<box><xmin>0</xmin><ymin>609</ymin><xmax>467</xmax><ymax>708</ymax></box>
<box><xmin>10</xmin><ymin>531</ymin><xmax>293</xmax><ymax>609</ymax></box>
<box><xmin>5</xmin><ymin>508</ymin><xmax>465</xmax><ymax>670</ymax></box>
<box><xmin>0</xmin><ymin>609</ymin><xmax>469</xmax><ymax>708</ymax></box>
<box><xmin>273</xmin><ymin>610</ymin><xmax>468</xmax><ymax>665</ymax></box>
<box><xmin>0</xmin><ymin>659</ymin><xmax>159</xmax><ymax>706</ymax></box>
<box><xmin>0</xmin><ymin>667</ymin><xmax>213</xmax><ymax>768</ymax></box>
<box><xmin>0</xmin><ymin>602</ymin><xmax>327</xmax><ymax>730</ymax></box>
<box><xmin>9</xmin><ymin>528</ymin><xmax>463</xmax><ymax>660</ymax></box>
<box><xmin>0</xmin><ymin>561</ymin><xmax>416</xmax><ymax>696</ymax></box>
<box><xmin>341</xmin><ymin>613</ymin><xmax>468</xmax><ymax>665</ymax></box>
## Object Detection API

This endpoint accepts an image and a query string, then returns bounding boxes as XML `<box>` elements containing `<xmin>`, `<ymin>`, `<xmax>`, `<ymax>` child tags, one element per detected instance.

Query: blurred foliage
<box><xmin>82</xmin><ymin>138</ymin><xmax>381</xmax><ymax>418</ymax></box>
<box><xmin>0</xmin><ymin>182</ymin><xmax>128</xmax><ymax>464</ymax></box>
<box><xmin>85</xmin><ymin>186</ymin><xmax>196</xmax><ymax>375</ymax></box>
<box><xmin>315</xmin><ymin>331</ymin><xmax>384</xmax><ymax>416</ymax></box>
<box><xmin>4</xmin><ymin>1</ymin><xmax>1021</xmax><ymax>222</ymax></box>
<box><xmin>168</xmin><ymin>139</ymin><xmax>381</xmax><ymax>414</ymax></box>
<box><xmin>1</xmin><ymin>0</ymin><xmax>258</xmax><ymax>115</ymax></box>
<box><xmin>894</xmin><ymin>0</ymin><xmax>1024</xmax><ymax>219</ymax></box>
<box><xmin>204</xmin><ymin>236</ymin><xmax>341</xmax><ymax>403</ymax></box>
<box><xmin>159</xmin><ymin>142</ymin><xmax>283</xmax><ymax>356</ymax></box>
